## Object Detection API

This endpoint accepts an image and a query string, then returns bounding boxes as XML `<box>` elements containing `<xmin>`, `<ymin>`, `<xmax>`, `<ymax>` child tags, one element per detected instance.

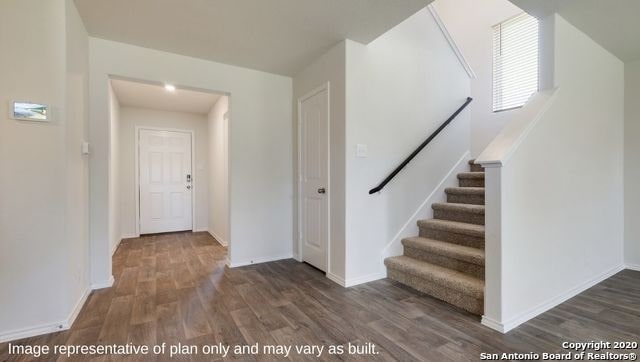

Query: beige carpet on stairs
<box><xmin>385</xmin><ymin>159</ymin><xmax>485</xmax><ymax>315</ymax></box>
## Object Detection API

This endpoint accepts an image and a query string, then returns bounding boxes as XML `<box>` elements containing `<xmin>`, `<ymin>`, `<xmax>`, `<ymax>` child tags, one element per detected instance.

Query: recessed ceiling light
<box><xmin>164</xmin><ymin>84</ymin><xmax>176</xmax><ymax>92</ymax></box>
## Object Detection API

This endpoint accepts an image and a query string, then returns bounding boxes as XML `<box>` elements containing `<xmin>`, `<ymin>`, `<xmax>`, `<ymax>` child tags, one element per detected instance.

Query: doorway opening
<box><xmin>108</xmin><ymin>77</ymin><xmax>230</xmax><ymax>253</ymax></box>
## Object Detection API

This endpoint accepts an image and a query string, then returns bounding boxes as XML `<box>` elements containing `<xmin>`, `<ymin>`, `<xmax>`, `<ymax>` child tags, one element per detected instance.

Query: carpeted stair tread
<box><xmin>402</xmin><ymin>237</ymin><xmax>485</xmax><ymax>266</ymax></box>
<box><xmin>457</xmin><ymin>172</ymin><xmax>485</xmax><ymax>180</ymax></box>
<box><xmin>445</xmin><ymin>187</ymin><xmax>485</xmax><ymax>195</ymax></box>
<box><xmin>384</xmin><ymin>256</ymin><xmax>484</xmax><ymax>298</ymax></box>
<box><xmin>432</xmin><ymin>202</ymin><xmax>484</xmax><ymax>215</ymax></box>
<box><xmin>418</xmin><ymin>219</ymin><xmax>485</xmax><ymax>238</ymax></box>
<box><xmin>468</xmin><ymin>159</ymin><xmax>484</xmax><ymax>172</ymax></box>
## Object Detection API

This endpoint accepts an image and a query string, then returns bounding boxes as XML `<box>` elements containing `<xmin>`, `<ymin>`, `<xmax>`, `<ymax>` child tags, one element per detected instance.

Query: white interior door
<box><xmin>299</xmin><ymin>86</ymin><xmax>329</xmax><ymax>272</ymax></box>
<box><xmin>139</xmin><ymin>129</ymin><xmax>193</xmax><ymax>234</ymax></box>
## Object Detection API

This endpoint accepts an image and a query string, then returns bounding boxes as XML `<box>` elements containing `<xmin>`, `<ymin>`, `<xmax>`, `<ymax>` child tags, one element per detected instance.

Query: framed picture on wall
<box><xmin>11</xmin><ymin>101</ymin><xmax>49</xmax><ymax>122</ymax></box>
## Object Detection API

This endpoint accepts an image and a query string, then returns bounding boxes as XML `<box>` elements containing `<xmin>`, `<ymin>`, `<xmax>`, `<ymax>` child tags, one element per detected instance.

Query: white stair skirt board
<box><xmin>381</xmin><ymin>151</ymin><xmax>471</xmax><ymax>260</ymax></box>
<box><xmin>482</xmin><ymin>264</ymin><xmax>625</xmax><ymax>333</ymax></box>
<box><xmin>227</xmin><ymin>254</ymin><xmax>293</xmax><ymax>268</ymax></box>
<box><xmin>0</xmin><ymin>287</ymin><xmax>90</xmax><ymax>343</ymax></box>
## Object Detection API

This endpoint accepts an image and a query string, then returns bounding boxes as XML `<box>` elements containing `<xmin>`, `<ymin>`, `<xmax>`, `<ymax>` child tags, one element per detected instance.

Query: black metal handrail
<box><xmin>368</xmin><ymin>97</ymin><xmax>473</xmax><ymax>194</ymax></box>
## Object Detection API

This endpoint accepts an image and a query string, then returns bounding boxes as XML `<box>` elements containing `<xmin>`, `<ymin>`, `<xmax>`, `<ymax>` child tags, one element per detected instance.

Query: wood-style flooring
<box><xmin>1</xmin><ymin>232</ymin><xmax>638</xmax><ymax>361</ymax></box>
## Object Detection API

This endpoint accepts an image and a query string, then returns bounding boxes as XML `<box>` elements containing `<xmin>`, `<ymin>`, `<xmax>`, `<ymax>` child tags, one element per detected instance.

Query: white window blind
<box><xmin>492</xmin><ymin>13</ymin><xmax>539</xmax><ymax>112</ymax></box>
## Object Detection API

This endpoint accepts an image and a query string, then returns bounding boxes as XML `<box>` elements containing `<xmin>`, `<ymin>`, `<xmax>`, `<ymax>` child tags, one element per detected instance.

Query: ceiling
<box><xmin>74</xmin><ymin>0</ymin><xmax>432</xmax><ymax>76</ymax></box>
<box><xmin>111</xmin><ymin>79</ymin><xmax>222</xmax><ymax>114</ymax></box>
<box><xmin>511</xmin><ymin>0</ymin><xmax>640</xmax><ymax>62</ymax></box>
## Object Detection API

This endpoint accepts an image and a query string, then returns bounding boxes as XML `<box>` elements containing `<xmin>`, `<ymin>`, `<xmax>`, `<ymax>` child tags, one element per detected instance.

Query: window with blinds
<box><xmin>492</xmin><ymin>13</ymin><xmax>539</xmax><ymax>112</ymax></box>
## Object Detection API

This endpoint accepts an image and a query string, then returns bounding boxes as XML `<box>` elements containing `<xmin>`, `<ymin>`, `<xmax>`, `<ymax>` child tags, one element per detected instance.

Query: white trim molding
<box><xmin>91</xmin><ymin>275</ymin><xmax>115</xmax><ymax>290</ymax></box>
<box><xmin>482</xmin><ymin>264</ymin><xmax>625</xmax><ymax>333</ymax></box>
<box><xmin>427</xmin><ymin>4</ymin><xmax>476</xmax><ymax>79</ymax></box>
<box><xmin>345</xmin><ymin>272</ymin><xmax>387</xmax><ymax>287</ymax></box>
<box><xmin>626</xmin><ymin>263</ymin><xmax>640</xmax><ymax>272</ymax></box>
<box><xmin>0</xmin><ymin>287</ymin><xmax>91</xmax><ymax>343</ymax></box>
<box><xmin>382</xmin><ymin>151</ymin><xmax>471</xmax><ymax>259</ymax></box>
<box><xmin>228</xmin><ymin>254</ymin><xmax>293</xmax><ymax>268</ymax></box>
<box><xmin>476</xmin><ymin>89</ymin><xmax>559</xmax><ymax>167</ymax></box>
<box><xmin>64</xmin><ymin>288</ymin><xmax>91</xmax><ymax>330</ymax></box>
<box><xmin>208</xmin><ymin>230</ymin><xmax>228</xmax><ymax>247</ymax></box>
<box><xmin>327</xmin><ymin>271</ymin><xmax>388</xmax><ymax>288</ymax></box>
<box><xmin>327</xmin><ymin>272</ymin><xmax>346</xmax><ymax>287</ymax></box>
<box><xmin>0</xmin><ymin>321</ymin><xmax>66</xmax><ymax>344</ymax></box>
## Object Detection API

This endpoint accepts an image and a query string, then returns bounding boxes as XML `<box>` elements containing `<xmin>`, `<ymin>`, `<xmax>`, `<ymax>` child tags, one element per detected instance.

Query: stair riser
<box><xmin>433</xmin><ymin>209</ymin><xmax>485</xmax><ymax>225</ymax></box>
<box><xmin>387</xmin><ymin>269</ymin><xmax>483</xmax><ymax>315</ymax></box>
<box><xmin>404</xmin><ymin>246</ymin><xmax>484</xmax><ymax>279</ymax></box>
<box><xmin>459</xmin><ymin>178</ymin><xmax>484</xmax><ymax>187</ymax></box>
<box><xmin>419</xmin><ymin>227</ymin><xmax>484</xmax><ymax>249</ymax></box>
<box><xmin>447</xmin><ymin>193</ymin><xmax>485</xmax><ymax>205</ymax></box>
<box><xmin>469</xmin><ymin>164</ymin><xmax>483</xmax><ymax>172</ymax></box>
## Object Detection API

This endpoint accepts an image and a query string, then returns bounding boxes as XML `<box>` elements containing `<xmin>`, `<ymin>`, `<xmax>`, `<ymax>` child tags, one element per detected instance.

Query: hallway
<box><xmin>2</xmin><ymin>232</ymin><xmax>639</xmax><ymax>361</ymax></box>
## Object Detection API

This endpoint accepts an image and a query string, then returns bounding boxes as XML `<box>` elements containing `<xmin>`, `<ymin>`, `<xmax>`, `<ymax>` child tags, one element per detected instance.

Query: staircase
<box><xmin>384</xmin><ymin>160</ymin><xmax>485</xmax><ymax>314</ymax></box>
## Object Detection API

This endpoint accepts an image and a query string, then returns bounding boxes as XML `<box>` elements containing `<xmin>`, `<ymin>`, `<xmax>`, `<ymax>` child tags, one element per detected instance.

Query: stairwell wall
<box><xmin>343</xmin><ymin>8</ymin><xmax>471</xmax><ymax>284</ymax></box>
<box><xmin>478</xmin><ymin>14</ymin><xmax>624</xmax><ymax>332</ymax></box>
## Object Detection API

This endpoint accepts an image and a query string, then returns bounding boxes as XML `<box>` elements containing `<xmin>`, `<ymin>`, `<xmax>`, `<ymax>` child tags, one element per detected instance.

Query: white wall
<box><xmin>0</xmin><ymin>0</ymin><xmax>90</xmax><ymax>341</ymax></box>
<box><xmin>478</xmin><ymin>14</ymin><xmax>625</xmax><ymax>332</ymax></box>
<box><xmin>64</xmin><ymin>0</ymin><xmax>91</xmax><ymax>311</ymax></box>
<box><xmin>207</xmin><ymin>97</ymin><xmax>230</xmax><ymax>245</ymax></box>
<box><xmin>108</xmin><ymin>84</ymin><xmax>121</xmax><ymax>254</ymax></box>
<box><xmin>625</xmin><ymin>60</ymin><xmax>640</xmax><ymax>269</ymax></box>
<box><xmin>89</xmin><ymin>38</ymin><xmax>293</xmax><ymax>280</ymax></box>
<box><xmin>117</xmin><ymin>106</ymin><xmax>211</xmax><ymax>237</ymax></box>
<box><xmin>293</xmin><ymin>41</ymin><xmax>347</xmax><ymax>280</ymax></box>
<box><xmin>433</xmin><ymin>0</ymin><xmax>523</xmax><ymax>156</ymax></box>
<box><xmin>344</xmin><ymin>8</ymin><xmax>471</xmax><ymax>284</ymax></box>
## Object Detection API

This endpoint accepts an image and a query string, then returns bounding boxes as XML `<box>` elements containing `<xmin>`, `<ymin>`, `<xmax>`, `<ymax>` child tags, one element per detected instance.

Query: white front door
<box><xmin>299</xmin><ymin>86</ymin><xmax>329</xmax><ymax>271</ymax></box>
<box><xmin>139</xmin><ymin>129</ymin><xmax>193</xmax><ymax>234</ymax></box>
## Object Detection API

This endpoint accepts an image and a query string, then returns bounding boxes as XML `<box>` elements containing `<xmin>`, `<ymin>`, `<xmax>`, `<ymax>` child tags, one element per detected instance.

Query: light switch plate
<box><xmin>356</xmin><ymin>144</ymin><xmax>368</xmax><ymax>158</ymax></box>
<box><xmin>81</xmin><ymin>142</ymin><xmax>90</xmax><ymax>155</ymax></box>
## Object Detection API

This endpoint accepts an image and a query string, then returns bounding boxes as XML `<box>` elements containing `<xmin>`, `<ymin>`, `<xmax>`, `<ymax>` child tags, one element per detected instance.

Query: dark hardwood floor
<box><xmin>1</xmin><ymin>232</ymin><xmax>638</xmax><ymax>361</ymax></box>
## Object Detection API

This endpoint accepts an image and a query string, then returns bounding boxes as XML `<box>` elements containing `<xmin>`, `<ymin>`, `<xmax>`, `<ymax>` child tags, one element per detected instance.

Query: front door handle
<box><xmin>317</xmin><ymin>187</ymin><xmax>326</xmax><ymax>194</ymax></box>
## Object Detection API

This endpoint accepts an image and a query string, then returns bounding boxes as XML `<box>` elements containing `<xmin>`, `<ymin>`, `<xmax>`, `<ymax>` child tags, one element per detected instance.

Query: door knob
<box><xmin>186</xmin><ymin>185</ymin><xmax>191</xmax><ymax>190</ymax></box>
<box><xmin>317</xmin><ymin>187</ymin><xmax>326</xmax><ymax>194</ymax></box>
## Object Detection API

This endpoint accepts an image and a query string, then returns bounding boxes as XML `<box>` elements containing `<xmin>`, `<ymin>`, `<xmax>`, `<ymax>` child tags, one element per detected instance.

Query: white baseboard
<box><xmin>63</xmin><ymin>287</ymin><xmax>90</xmax><ymax>329</ymax></box>
<box><xmin>345</xmin><ymin>272</ymin><xmax>387</xmax><ymax>287</ymax></box>
<box><xmin>91</xmin><ymin>275</ymin><xmax>114</xmax><ymax>290</ymax></box>
<box><xmin>626</xmin><ymin>263</ymin><xmax>640</xmax><ymax>271</ymax></box>
<box><xmin>292</xmin><ymin>252</ymin><xmax>301</xmax><ymax>261</ymax></box>
<box><xmin>193</xmin><ymin>227</ymin><xmax>209</xmax><ymax>233</ymax></box>
<box><xmin>207</xmin><ymin>230</ymin><xmax>228</xmax><ymax>247</ymax></box>
<box><xmin>381</xmin><ymin>151</ymin><xmax>471</xmax><ymax>259</ymax></box>
<box><xmin>327</xmin><ymin>272</ymin><xmax>346</xmax><ymax>287</ymax></box>
<box><xmin>482</xmin><ymin>264</ymin><xmax>625</xmax><ymax>333</ymax></box>
<box><xmin>120</xmin><ymin>234</ymin><xmax>137</xmax><ymax>239</ymax></box>
<box><xmin>326</xmin><ymin>271</ymin><xmax>387</xmax><ymax>288</ymax></box>
<box><xmin>111</xmin><ymin>238</ymin><xmax>122</xmax><ymax>256</ymax></box>
<box><xmin>0</xmin><ymin>321</ymin><xmax>66</xmax><ymax>344</ymax></box>
<box><xmin>228</xmin><ymin>254</ymin><xmax>293</xmax><ymax>268</ymax></box>
<box><xmin>480</xmin><ymin>316</ymin><xmax>505</xmax><ymax>333</ymax></box>
<box><xmin>0</xmin><ymin>286</ymin><xmax>91</xmax><ymax>343</ymax></box>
